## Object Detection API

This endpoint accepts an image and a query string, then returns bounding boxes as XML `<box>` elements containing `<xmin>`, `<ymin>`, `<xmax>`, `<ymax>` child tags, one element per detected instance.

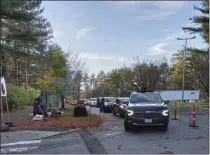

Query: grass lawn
<box><xmin>168</xmin><ymin>101</ymin><xmax>209</xmax><ymax>115</ymax></box>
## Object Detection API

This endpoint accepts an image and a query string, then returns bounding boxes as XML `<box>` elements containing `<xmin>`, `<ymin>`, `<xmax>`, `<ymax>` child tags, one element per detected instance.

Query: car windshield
<box><xmin>119</xmin><ymin>98</ymin><xmax>129</xmax><ymax>103</ymax></box>
<box><xmin>90</xmin><ymin>98</ymin><xmax>97</xmax><ymax>101</ymax></box>
<box><xmin>104</xmin><ymin>97</ymin><xmax>116</xmax><ymax>102</ymax></box>
<box><xmin>130</xmin><ymin>93</ymin><xmax>163</xmax><ymax>104</ymax></box>
<box><xmin>82</xmin><ymin>99</ymin><xmax>89</xmax><ymax>102</ymax></box>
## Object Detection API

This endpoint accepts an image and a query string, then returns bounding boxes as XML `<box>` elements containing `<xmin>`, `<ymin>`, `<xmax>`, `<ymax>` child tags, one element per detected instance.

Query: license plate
<box><xmin>144</xmin><ymin>119</ymin><xmax>152</xmax><ymax>123</ymax></box>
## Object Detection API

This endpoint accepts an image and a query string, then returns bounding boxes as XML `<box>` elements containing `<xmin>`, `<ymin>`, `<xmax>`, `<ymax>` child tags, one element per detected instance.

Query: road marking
<box><xmin>103</xmin><ymin>131</ymin><xmax>124</xmax><ymax>137</ymax></box>
<box><xmin>1</xmin><ymin>146</ymin><xmax>38</xmax><ymax>154</ymax></box>
<box><xmin>1</xmin><ymin>140</ymin><xmax>42</xmax><ymax>146</ymax></box>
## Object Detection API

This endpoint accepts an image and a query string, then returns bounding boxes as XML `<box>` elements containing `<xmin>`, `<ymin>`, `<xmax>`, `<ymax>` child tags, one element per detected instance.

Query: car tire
<box><xmin>119</xmin><ymin>112</ymin><xmax>124</xmax><ymax>118</ymax></box>
<box><xmin>163</xmin><ymin>124</ymin><xmax>168</xmax><ymax>131</ymax></box>
<box><xmin>124</xmin><ymin>120</ymin><xmax>132</xmax><ymax>132</ymax></box>
<box><xmin>113</xmin><ymin>111</ymin><xmax>116</xmax><ymax>116</ymax></box>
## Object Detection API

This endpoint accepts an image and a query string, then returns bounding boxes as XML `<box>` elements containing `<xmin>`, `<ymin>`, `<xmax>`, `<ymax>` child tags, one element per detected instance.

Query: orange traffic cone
<box><xmin>190</xmin><ymin>103</ymin><xmax>198</xmax><ymax>127</ymax></box>
<box><xmin>172</xmin><ymin>102</ymin><xmax>179</xmax><ymax>120</ymax></box>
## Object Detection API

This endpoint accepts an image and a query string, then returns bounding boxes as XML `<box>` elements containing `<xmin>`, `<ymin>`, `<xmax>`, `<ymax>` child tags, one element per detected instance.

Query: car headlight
<box><xmin>162</xmin><ymin>110</ymin><xmax>169</xmax><ymax>116</ymax></box>
<box><xmin>104</xmin><ymin>102</ymin><xmax>108</xmax><ymax>106</ymax></box>
<box><xmin>127</xmin><ymin>110</ymin><xmax>134</xmax><ymax>116</ymax></box>
<box><xmin>120</xmin><ymin>105</ymin><xmax>124</xmax><ymax>108</ymax></box>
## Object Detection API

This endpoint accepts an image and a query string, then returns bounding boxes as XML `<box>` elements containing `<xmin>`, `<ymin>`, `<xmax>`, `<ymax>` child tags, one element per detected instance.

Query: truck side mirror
<box><xmin>164</xmin><ymin>100</ymin><xmax>169</xmax><ymax>104</ymax></box>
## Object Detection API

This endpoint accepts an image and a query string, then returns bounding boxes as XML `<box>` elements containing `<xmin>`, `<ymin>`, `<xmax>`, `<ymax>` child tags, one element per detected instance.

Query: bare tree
<box><xmin>64</xmin><ymin>48</ymin><xmax>86</xmax><ymax>100</ymax></box>
<box><xmin>65</xmin><ymin>48</ymin><xmax>85</xmax><ymax>73</ymax></box>
<box><xmin>131</xmin><ymin>57</ymin><xmax>168</xmax><ymax>91</ymax></box>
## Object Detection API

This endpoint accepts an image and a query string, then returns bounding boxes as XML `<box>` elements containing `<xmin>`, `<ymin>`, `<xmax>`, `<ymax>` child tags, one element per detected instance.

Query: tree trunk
<box><xmin>0</xmin><ymin>51</ymin><xmax>2</xmax><ymax>76</ymax></box>
<box><xmin>61</xmin><ymin>96</ymin><xmax>64</xmax><ymax>109</ymax></box>
<box><xmin>14</xmin><ymin>41</ymin><xmax>19</xmax><ymax>86</ymax></box>
<box><xmin>24</xmin><ymin>55</ymin><xmax>28</xmax><ymax>90</ymax></box>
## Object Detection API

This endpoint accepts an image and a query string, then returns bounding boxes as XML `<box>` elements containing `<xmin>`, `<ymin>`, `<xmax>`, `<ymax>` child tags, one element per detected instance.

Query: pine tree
<box><xmin>182</xmin><ymin>0</ymin><xmax>209</xmax><ymax>53</ymax></box>
<box><xmin>1</xmin><ymin>0</ymin><xmax>53</xmax><ymax>88</ymax></box>
<box><xmin>181</xmin><ymin>0</ymin><xmax>209</xmax><ymax>99</ymax></box>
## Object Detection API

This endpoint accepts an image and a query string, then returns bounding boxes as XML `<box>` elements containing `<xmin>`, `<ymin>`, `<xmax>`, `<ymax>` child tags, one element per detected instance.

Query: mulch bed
<box><xmin>12</xmin><ymin>110</ymin><xmax>104</xmax><ymax>130</ymax></box>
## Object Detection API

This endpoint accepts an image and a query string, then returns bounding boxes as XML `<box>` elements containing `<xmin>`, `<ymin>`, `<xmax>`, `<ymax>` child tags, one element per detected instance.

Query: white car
<box><xmin>80</xmin><ymin>99</ymin><xmax>90</xmax><ymax>105</ymax></box>
<box><xmin>89</xmin><ymin>98</ymin><xmax>97</xmax><ymax>107</ymax></box>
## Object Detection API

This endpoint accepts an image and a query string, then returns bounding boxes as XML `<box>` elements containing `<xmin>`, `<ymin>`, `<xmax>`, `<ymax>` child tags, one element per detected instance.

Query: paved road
<box><xmin>180</xmin><ymin>114</ymin><xmax>209</xmax><ymax>128</ymax></box>
<box><xmin>88</xmin><ymin>113</ymin><xmax>209</xmax><ymax>154</ymax></box>
<box><xmin>1</xmin><ymin>112</ymin><xmax>209</xmax><ymax>154</ymax></box>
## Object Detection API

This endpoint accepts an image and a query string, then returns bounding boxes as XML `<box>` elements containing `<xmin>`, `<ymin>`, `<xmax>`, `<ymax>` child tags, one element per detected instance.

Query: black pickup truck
<box><xmin>124</xmin><ymin>92</ymin><xmax>169</xmax><ymax>132</ymax></box>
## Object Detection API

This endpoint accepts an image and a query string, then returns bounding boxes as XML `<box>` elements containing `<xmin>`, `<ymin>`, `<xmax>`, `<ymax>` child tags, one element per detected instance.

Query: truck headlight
<box><xmin>127</xmin><ymin>110</ymin><xmax>134</xmax><ymax>116</ymax></box>
<box><xmin>162</xmin><ymin>110</ymin><xmax>169</xmax><ymax>116</ymax></box>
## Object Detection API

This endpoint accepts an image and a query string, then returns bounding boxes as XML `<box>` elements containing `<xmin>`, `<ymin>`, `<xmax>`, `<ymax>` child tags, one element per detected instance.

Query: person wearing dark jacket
<box><xmin>96</xmin><ymin>98</ymin><xmax>100</xmax><ymax>108</ymax></box>
<box><xmin>100</xmin><ymin>98</ymin><xmax>105</xmax><ymax>110</ymax></box>
<box><xmin>33</xmin><ymin>97</ymin><xmax>41</xmax><ymax>116</ymax></box>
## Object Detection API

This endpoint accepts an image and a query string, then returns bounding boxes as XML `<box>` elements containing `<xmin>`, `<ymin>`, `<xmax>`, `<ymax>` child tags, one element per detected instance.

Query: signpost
<box><xmin>0</xmin><ymin>76</ymin><xmax>10</xmax><ymax>131</ymax></box>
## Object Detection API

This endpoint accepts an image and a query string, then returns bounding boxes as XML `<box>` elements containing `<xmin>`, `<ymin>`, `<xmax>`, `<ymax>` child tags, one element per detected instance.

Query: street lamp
<box><xmin>177</xmin><ymin>36</ymin><xmax>196</xmax><ymax>121</ymax></box>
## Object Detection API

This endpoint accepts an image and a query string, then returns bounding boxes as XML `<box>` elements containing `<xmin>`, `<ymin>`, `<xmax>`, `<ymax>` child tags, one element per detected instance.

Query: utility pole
<box><xmin>177</xmin><ymin>36</ymin><xmax>196</xmax><ymax>121</ymax></box>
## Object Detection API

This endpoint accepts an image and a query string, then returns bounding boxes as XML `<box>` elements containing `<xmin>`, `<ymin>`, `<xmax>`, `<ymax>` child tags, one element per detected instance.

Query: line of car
<box><xmin>70</xmin><ymin>91</ymin><xmax>170</xmax><ymax>132</ymax></box>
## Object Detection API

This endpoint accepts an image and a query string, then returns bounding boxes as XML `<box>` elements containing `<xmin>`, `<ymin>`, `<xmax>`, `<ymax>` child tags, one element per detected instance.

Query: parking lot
<box><xmin>1</xmin><ymin>109</ymin><xmax>209</xmax><ymax>154</ymax></box>
<box><xmin>179</xmin><ymin>114</ymin><xmax>209</xmax><ymax>128</ymax></box>
<box><xmin>88</xmin><ymin>112</ymin><xmax>209</xmax><ymax>154</ymax></box>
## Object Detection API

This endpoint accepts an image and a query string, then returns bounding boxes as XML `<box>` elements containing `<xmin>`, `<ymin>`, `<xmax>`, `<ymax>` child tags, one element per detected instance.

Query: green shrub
<box><xmin>2</xmin><ymin>83</ymin><xmax>40</xmax><ymax>111</ymax></box>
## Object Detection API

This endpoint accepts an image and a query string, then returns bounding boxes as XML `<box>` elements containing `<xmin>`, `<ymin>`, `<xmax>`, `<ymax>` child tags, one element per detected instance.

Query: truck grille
<box><xmin>134</xmin><ymin>112</ymin><xmax>162</xmax><ymax>118</ymax></box>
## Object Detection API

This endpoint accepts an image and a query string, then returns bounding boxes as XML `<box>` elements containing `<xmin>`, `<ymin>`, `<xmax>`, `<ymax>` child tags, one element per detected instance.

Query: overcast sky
<box><xmin>41</xmin><ymin>1</ymin><xmax>205</xmax><ymax>75</ymax></box>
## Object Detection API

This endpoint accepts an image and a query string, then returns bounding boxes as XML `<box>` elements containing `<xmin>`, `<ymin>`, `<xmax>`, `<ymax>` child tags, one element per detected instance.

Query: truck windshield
<box><xmin>90</xmin><ymin>98</ymin><xmax>97</xmax><ymax>101</ymax></box>
<box><xmin>104</xmin><ymin>98</ymin><xmax>116</xmax><ymax>102</ymax></box>
<box><xmin>130</xmin><ymin>93</ymin><xmax>163</xmax><ymax>104</ymax></box>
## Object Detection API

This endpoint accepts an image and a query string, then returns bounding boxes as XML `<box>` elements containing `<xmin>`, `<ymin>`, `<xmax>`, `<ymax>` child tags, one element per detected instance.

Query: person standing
<box><xmin>101</xmin><ymin>98</ymin><xmax>104</xmax><ymax>110</ymax></box>
<box><xmin>96</xmin><ymin>98</ymin><xmax>100</xmax><ymax>108</ymax></box>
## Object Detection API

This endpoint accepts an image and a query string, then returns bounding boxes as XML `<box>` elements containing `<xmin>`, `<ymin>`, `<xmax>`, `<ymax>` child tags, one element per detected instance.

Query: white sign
<box><xmin>32</xmin><ymin>114</ymin><xmax>43</xmax><ymax>121</ymax></box>
<box><xmin>85</xmin><ymin>105</ymin><xmax>91</xmax><ymax>112</ymax></box>
<box><xmin>157</xmin><ymin>90</ymin><xmax>200</xmax><ymax>101</ymax></box>
<box><xmin>1</xmin><ymin>77</ymin><xmax>7</xmax><ymax>97</ymax></box>
<box><xmin>90</xmin><ymin>107</ymin><xmax>100</xmax><ymax>115</ymax></box>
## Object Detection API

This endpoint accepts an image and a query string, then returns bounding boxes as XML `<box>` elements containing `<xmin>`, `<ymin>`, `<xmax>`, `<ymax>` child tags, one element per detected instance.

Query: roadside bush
<box><xmin>2</xmin><ymin>83</ymin><xmax>40</xmax><ymax>111</ymax></box>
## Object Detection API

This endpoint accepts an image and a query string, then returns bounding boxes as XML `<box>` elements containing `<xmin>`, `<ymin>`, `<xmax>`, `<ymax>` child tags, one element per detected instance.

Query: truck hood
<box><xmin>128</xmin><ymin>102</ymin><xmax>168</xmax><ymax>112</ymax></box>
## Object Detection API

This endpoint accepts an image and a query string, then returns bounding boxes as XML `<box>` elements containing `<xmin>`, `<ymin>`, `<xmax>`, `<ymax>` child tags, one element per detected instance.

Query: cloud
<box><xmin>163</xmin><ymin>22</ymin><xmax>192</xmax><ymax>41</ymax></box>
<box><xmin>136</xmin><ymin>11</ymin><xmax>174</xmax><ymax>20</ymax></box>
<box><xmin>148</xmin><ymin>42</ymin><xmax>168</xmax><ymax>56</ymax></box>
<box><xmin>76</xmin><ymin>27</ymin><xmax>95</xmax><ymax>40</ymax></box>
<box><xmin>117</xmin><ymin>1</ymin><xmax>185</xmax><ymax>8</ymax></box>
<box><xmin>116</xmin><ymin>1</ymin><xmax>140</xmax><ymax>5</ymax></box>
<box><xmin>112</xmin><ymin>1</ymin><xmax>185</xmax><ymax>20</ymax></box>
<box><xmin>80</xmin><ymin>52</ymin><xmax>125</xmax><ymax>62</ymax></box>
<box><xmin>157</xmin><ymin>1</ymin><xmax>186</xmax><ymax>8</ymax></box>
<box><xmin>53</xmin><ymin>30</ymin><xmax>63</xmax><ymax>38</ymax></box>
<box><xmin>164</xmin><ymin>30</ymin><xmax>185</xmax><ymax>41</ymax></box>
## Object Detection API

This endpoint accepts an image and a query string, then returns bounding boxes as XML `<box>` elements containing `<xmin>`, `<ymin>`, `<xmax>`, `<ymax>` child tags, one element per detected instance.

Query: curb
<box><xmin>36</xmin><ymin>128</ymin><xmax>82</xmax><ymax>140</ymax></box>
<box><xmin>1</xmin><ymin>125</ymin><xmax>9</xmax><ymax>132</ymax></box>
